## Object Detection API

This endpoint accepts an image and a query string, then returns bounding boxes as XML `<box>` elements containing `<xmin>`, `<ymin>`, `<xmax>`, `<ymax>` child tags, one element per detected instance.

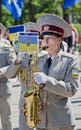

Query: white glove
<box><xmin>18</xmin><ymin>52</ymin><xmax>28</xmax><ymax>61</ymax></box>
<box><xmin>14</xmin><ymin>52</ymin><xmax>24</xmax><ymax>65</ymax></box>
<box><xmin>34</xmin><ymin>72</ymin><xmax>48</xmax><ymax>84</ymax></box>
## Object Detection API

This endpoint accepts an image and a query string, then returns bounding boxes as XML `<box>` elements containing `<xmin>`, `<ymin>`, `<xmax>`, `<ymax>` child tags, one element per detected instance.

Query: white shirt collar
<box><xmin>47</xmin><ymin>54</ymin><xmax>55</xmax><ymax>61</ymax></box>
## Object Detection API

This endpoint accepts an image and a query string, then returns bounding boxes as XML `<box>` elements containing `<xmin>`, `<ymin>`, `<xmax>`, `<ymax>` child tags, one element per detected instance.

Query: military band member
<box><xmin>6</xmin><ymin>22</ymin><xmax>41</xmax><ymax>130</ymax></box>
<box><xmin>33</xmin><ymin>14</ymin><xmax>80</xmax><ymax>130</ymax></box>
<box><xmin>6</xmin><ymin>15</ymin><xmax>80</xmax><ymax>130</ymax></box>
<box><xmin>0</xmin><ymin>23</ymin><xmax>17</xmax><ymax>130</ymax></box>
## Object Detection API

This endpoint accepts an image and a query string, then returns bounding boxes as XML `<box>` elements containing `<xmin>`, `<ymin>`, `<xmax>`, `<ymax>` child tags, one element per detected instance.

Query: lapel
<box><xmin>49</xmin><ymin>49</ymin><xmax>62</xmax><ymax>75</ymax></box>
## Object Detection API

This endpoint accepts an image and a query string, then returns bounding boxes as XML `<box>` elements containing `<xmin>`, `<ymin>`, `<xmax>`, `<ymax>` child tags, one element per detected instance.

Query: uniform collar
<box><xmin>47</xmin><ymin>49</ymin><xmax>62</xmax><ymax>61</ymax></box>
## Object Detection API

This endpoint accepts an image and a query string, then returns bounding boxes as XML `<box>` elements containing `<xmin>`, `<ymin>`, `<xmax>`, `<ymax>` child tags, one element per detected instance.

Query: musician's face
<box><xmin>42</xmin><ymin>35</ymin><xmax>62</xmax><ymax>56</ymax></box>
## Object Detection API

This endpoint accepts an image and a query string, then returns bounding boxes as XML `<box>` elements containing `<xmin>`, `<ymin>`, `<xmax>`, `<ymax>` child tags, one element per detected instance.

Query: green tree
<box><xmin>1</xmin><ymin>0</ymin><xmax>81</xmax><ymax>27</ymax></box>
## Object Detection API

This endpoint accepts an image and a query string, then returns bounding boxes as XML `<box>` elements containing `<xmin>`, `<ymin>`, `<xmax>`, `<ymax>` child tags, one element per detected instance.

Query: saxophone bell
<box><xmin>23</xmin><ymin>89</ymin><xmax>41</xmax><ymax>128</ymax></box>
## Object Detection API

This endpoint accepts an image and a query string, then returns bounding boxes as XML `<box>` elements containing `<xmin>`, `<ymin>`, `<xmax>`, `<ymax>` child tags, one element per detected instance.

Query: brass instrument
<box><xmin>0</xmin><ymin>46</ymin><xmax>15</xmax><ymax>53</ymax></box>
<box><xmin>0</xmin><ymin>46</ymin><xmax>27</xmax><ymax>54</ymax></box>
<box><xmin>23</xmin><ymin>52</ymin><xmax>42</xmax><ymax>128</ymax></box>
<box><xmin>17</xmin><ymin>67</ymin><xmax>27</xmax><ymax>82</ymax></box>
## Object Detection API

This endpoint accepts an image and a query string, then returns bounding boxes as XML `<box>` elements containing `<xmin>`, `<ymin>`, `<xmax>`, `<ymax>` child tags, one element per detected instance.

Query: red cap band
<box><xmin>26</xmin><ymin>30</ymin><xmax>40</xmax><ymax>35</ymax></box>
<box><xmin>42</xmin><ymin>24</ymin><xmax>64</xmax><ymax>36</ymax></box>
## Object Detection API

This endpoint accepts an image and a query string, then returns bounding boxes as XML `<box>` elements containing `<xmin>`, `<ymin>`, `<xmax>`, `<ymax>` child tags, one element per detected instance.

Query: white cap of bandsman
<box><xmin>24</xmin><ymin>22</ymin><xmax>40</xmax><ymax>34</ymax></box>
<box><xmin>36</xmin><ymin>14</ymin><xmax>72</xmax><ymax>38</ymax></box>
<box><xmin>0</xmin><ymin>23</ymin><xmax>6</xmax><ymax>36</ymax></box>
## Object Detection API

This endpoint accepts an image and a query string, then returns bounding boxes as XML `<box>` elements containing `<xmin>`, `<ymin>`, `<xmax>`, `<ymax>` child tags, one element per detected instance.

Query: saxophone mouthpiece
<box><xmin>42</xmin><ymin>46</ymin><xmax>49</xmax><ymax>50</ymax></box>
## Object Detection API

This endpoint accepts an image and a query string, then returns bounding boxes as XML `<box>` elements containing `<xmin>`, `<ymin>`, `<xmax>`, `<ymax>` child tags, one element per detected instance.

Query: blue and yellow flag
<box><xmin>19</xmin><ymin>32</ymin><xmax>39</xmax><ymax>52</ymax></box>
<box><xmin>9</xmin><ymin>25</ymin><xmax>24</xmax><ymax>50</ymax></box>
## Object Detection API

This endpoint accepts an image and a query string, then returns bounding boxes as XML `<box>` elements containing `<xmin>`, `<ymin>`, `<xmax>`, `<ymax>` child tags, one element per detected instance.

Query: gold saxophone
<box><xmin>23</xmin><ymin>53</ymin><xmax>42</xmax><ymax>128</ymax></box>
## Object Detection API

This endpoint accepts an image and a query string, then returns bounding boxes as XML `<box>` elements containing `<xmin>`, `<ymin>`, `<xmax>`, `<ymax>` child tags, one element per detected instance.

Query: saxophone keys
<box><xmin>23</xmin><ymin>103</ymin><xmax>28</xmax><ymax>117</ymax></box>
<box><xmin>23</xmin><ymin>103</ymin><xmax>27</xmax><ymax>109</ymax></box>
<box><xmin>23</xmin><ymin>110</ymin><xmax>27</xmax><ymax>117</ymax></box>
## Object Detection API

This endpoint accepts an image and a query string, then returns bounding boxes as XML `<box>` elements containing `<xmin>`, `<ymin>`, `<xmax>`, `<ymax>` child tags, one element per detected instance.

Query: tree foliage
<box><xmin>1</xmin><ymin>0</ymin><xmax>81</xmax><ymax>27</ymax></box>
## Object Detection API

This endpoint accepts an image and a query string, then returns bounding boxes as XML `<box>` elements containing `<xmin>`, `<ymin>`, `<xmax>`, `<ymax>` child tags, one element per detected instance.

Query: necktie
<box><xmin>44</xmin><ymin>57</ymin><xmax>52</xmax><ymax>75</ymax></box>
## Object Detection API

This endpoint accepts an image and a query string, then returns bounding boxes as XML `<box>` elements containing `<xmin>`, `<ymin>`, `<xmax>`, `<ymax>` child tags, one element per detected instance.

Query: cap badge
<box><xmin>44</xmin><ymin>25</ymin><xmax>49</xmax><ymax>31</ymax></box>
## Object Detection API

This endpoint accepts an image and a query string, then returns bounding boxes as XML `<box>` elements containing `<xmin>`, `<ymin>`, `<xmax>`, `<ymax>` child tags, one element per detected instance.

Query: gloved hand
<box><xmin>18</xmin><ymin>52</ymin><xmax>26</xmax><ymax>61</ymax></box>
<box><xmin>34</xmin><ymin>72</ymin><xmax>48</xmax><ymax>84</ymax></box>
<box><xmin>17</xmin><ymin>52</ymin><xmax>29</xmax><ymax>67</ymax></box>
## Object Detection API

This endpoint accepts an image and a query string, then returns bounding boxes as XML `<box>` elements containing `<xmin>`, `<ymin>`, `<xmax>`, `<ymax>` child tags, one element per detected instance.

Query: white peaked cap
<box><xmin>24</xmin><ymin>22</ymin><xmax>40</xmax><ymax>34</ymax></box>
<box><xmin>36</xmin><ymin>14</ymin><xmax>72</xmax><ymax>38</ymax></box>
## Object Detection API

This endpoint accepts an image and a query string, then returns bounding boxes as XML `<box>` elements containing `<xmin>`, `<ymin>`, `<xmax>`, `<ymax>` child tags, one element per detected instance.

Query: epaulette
<box><xmin>60</xmin><ymin>51</ymin><xmax>77</xmax><ymax>60</ymax></box>
<box><xmin>38</xmin><ymin>50</ymin><xmax>48</xmax><ymax>58</ymax></box>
